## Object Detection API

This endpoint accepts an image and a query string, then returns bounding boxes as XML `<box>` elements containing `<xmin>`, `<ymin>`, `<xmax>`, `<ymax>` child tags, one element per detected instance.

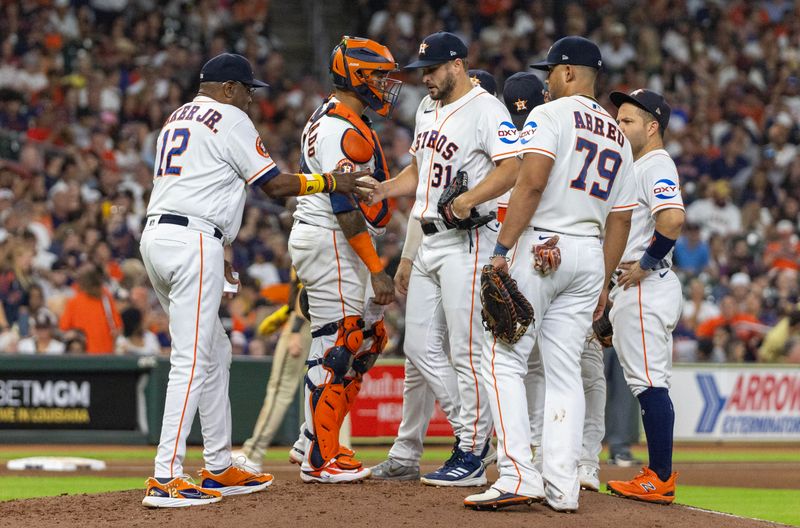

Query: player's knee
<box><xmin>321</xmin><ymin>315</ymin><xmax>365</xmax><ymax>379</ymax></box>
<box><xmin>352</xmin><ymin>319</ymin><xmax>387</xmax><ymax>374</ymax></box>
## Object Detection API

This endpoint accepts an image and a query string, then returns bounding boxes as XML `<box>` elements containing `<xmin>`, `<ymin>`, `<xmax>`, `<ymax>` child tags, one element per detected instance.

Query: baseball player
<box><xmin>288</xmin><ymin>36</ymin><xmax>400</xmax><ymax>483</ymax></box>
<box><xmin>140</xmin><ymin>53</ymin><xmax>371</xmax><ymax>507</ymax></box>
<box><xmin>232</xmin><ymin>269</ymin><xmax>311</xmax><ymax>472</ymax></box>
<box><xmin>496</xmin><ymin>72</ymin><xmax>607</xmax><ymax>493</ymax></box>
<box><xmin>368</xmin><ymin>32</ymin><xmax>520</xmax><ymax>486</ymax></box>
<box><xmin>370</xmin><ymin>69</ymin><xmax>503</xmax><ymax>481</ymax></box>
<box><xmin>606</xmin><ymin>89</ymin><xmax>684</xmax><ymax>504</ymax></box>
<box><xmin>464</xmin><ymin>36</ymin><xmax>636</xmax><ymax>512</ymax></box>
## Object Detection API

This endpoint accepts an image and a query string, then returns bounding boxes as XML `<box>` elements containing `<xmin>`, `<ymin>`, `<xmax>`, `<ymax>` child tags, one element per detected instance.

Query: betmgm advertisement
<box><xmin>0</xmin><ymin>373</ymin><xmax>139</xmax><ymax>430</ymax></box>
<box><xmin>673</xmin><ymin>366</ymin><xmax>800</xmax><ymax>441</ymax></box>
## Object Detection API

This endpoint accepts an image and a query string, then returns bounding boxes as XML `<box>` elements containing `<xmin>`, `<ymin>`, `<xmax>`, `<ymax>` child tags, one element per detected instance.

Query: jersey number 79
<box><xmin>569</xmin><ymin>137</ymin><xmax>621</xmax><ymax>201</ymax></box>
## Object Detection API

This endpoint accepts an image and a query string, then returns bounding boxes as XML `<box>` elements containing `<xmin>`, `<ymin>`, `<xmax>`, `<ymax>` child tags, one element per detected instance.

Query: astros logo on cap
<box><xmin>419</xmin><ymin>42</ymin><xmax>428</xmax><ymax>54</ymax></box>
<box><xmin>470</xmin><ymin>75</ymin><xmax>480</xmax><ymax>87</ymax></box>
<box><xmin>514</xmin><ymin>99</ymin><xmax>528</xmax><ymax>112</ymax></box>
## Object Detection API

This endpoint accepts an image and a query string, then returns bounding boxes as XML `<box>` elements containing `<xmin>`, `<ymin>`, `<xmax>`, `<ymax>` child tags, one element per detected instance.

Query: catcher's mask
<box><xmin>330</xmin><ymin>36</ymin><xmax>402</xmax><ymax>118</ymax></box>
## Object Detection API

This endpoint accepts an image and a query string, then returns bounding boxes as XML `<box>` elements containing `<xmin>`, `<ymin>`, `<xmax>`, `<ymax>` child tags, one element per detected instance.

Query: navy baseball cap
<box><xmin>503</xmin><ymin>72</ymin><xmax>545</xmax><ymax>116</ymax></box>
<box><xmin>530</xmin><ymin>36</ymin><xmax>602</xmax><ymax>71</ymax></box>
<box><xmin>405</xmin><ymin>32</ymin><xmax>468</xmax><ymax>69</ymax></box>
<box><xmin>200</xmin><ymin>53</ymin><xmax>269</xmax><ymax>88</ymax></box>
<box><xmin>468</xmin><ymin>69</ymin><xmax>497</xmax><ymax>95</ymax></box>
<box><xmin>610</xmin><ymin>88</ymin><xmax>671</xmax><ymax>131</ymax></box>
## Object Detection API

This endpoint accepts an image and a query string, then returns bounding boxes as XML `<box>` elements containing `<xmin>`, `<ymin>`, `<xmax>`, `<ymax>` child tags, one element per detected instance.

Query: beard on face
<box><xmin>429</xmin><ymin>70</ymin><xmax>456</xmax><ymax>101</ymax></box>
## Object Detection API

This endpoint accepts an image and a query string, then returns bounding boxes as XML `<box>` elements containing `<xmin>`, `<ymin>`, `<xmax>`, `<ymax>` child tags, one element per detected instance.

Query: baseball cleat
<box><xmin>464</xmin><ymin>486</ymin><xmax>539</xmax><ymax>510</ymax></box>
<box><xmin>142</xmin><ymin>476</ymin><xmax>222</xmax><ymax>508</ymax></box>
<box><xmin>480</xmin><ymin>441</ymin><xmax>497</xmax><ymax>467</ymax></box>
<box><xmin>421</xmin><ymin>449</ymin><xmax>487</xmax><ymax>487</ymax></box>
<box><xmin>199</xmin><ymin>464</ymin><xmax>274</xmax><ymax>496</ymax></box>
<box><xmin>607</xmin><ymin>467</ymin><xmax>677</xmax><ymax>504</ymax></box>
<box><xmin>289</xmin><ymin>446</ymin><xmax>305</xmax><ymax>465</ymax></box>
<box><xmin>370</xmin><ymin>458</ymin><xmax>420</xmax><ymax>481</ymax></box>
<box><xmin>301</xmin><ymin>458</ymin><xmax>371</xmax><ymax>483</ymax></box>
<box><xmin>336</xmin><ymin>446</ymin><xmax>363</xmax><ymax>470</ymax></box>
<box><xmin>230</xmin><ymin>450</ymin><xmax>262</xmax><ymax>473</ymax></box>
<box><xmin>607</xmin><ymin>452</ymin><xmax>642</xmax><ymax>467</ymax></box>
<box><xmin>578</xmin><ymin>464</ymin><xmax>600</xmax><ymax>492</ymax></box>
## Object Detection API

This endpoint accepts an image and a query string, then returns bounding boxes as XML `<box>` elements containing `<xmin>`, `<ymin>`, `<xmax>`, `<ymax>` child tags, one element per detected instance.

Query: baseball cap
<box><xmin>530</xmin><ymin>36</ymin><xmax>603</xmax><ymax>71</ymax></box>
<box><xmin>405</xmin><ymin>32</ymin><xmax>468</xmax><ymax>69</ymax></box>
<box><xmin>468</xmin><ymin>69</ymin><xmax>497</xmax><ymax>95</ymax></box>
<box><xmin>730</xmin><ymin>272</ymin><xmax>751</xmax><ymax>288</ymax></box>
<box><xmin>503</xmin><ymin>72</ymin><xmax>545</xmax><ymax>116</ymax></box>
<box><xmin>610</xmin><ymin>88</ymin><xmax>671</xmax><ymax>131</ymax></box>
<box><xmin>200</xmin><ymin>53</ymin><xmax>269</xmax><ymax>88</ymax></box>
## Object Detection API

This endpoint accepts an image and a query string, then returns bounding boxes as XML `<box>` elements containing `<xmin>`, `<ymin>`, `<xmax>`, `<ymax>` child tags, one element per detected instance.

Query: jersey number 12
<box><xmin>156</xmin><ymin>128</ymin><xmax>191</xmax><ymax>177</ymax></box>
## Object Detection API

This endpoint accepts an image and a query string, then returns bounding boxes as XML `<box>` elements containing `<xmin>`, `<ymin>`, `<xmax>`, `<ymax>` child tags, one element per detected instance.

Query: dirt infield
<box><xmin>0</xmin><ymin>461</ymin><xmax>796</xmax><ymax>528</ymax></box>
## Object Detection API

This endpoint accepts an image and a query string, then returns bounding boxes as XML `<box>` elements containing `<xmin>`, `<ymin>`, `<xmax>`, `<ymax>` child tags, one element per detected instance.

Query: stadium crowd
<box><xmin>0</xmin><ymin>0</ymin><xmax>798</xmax><ymax>363</ymax></box>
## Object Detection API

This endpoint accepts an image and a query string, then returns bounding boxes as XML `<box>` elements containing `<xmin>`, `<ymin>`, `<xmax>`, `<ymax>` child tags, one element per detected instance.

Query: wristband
<box><xmin>639</xmin><ymin>230</ymin><xmax>676</xmax><ymax>270</ymax></box>
<box><xmin>490</xmin><ymin>242</ymin><xmax>511</xmax><ymax>262</ymax></box>
<box><xmin>347</xmin><ymin>231</ymin><xmax>384</xmax><ymax>273</ymax></box>
<box><xmin>297</xmin><ymin>172</ymin><xmax>335</xmax><ymax>195</ymax></box>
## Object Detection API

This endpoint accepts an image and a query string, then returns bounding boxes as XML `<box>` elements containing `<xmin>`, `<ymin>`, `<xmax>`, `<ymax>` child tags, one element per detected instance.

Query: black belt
<box><xmin>421</xmin><ymin>222</ymin><xmax>454</xmax><ymax>236</ymax></box>
<box><xmin>159</xmin><ymin>214</ymin><xmax>223</xmax><ymax>240</ymax></box>
<box><xmin>533</xmin><ymin>226</ymin><xmax>598</xmax><ymax>238</ymax></box>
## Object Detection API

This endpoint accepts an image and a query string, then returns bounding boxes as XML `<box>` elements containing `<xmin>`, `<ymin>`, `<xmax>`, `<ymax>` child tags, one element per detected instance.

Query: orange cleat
<box><xmin>199</xmin><ymin>464</ymin><xmax>274</xmax><ymax>496</ymax></box>
<box><xmin>336</xmin><ymin>446</ymin><xmax>363</xmax><ymax>470</ymax></box>
<box><xmin>607</xmin><ymin>467</ymin><xmax>677</xmax><ymax>505</ymax></box>
<box><xmin>142</xmin><ymin>476</ymin><xmax>222</xmax><ymax>508</ymax></box>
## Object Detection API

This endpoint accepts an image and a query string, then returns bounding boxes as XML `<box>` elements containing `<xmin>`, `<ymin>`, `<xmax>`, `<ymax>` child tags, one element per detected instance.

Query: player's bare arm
<box><xmin>451</xmin><ymin>157</ymin><xmax>519</xmax><ymax>219</ymax></box>
<box><xmin>618</xmin><ymin>208</ymin><xmax>684</xmax><ymax>289</ymax></box>
<box><xmin>336</xmin><ymin>210</ymin><xmax>395</xmax><ymax>306</ymax></box>
<box><xmin>260</xmin><ymin>168</ymin><xmax>375</xmax><ymax>198</ymax></box>
<box><xmin>367</xmin><ymin>158</ymin><xmax>419</xmax><ymax>204</ymax></box>
<box><xmin>595</xmin><ymin>209</ymin><xmax>632</xmax><ymax>319</ymax></box>
<box><xmin>490</xmin><ymin>153</ymin><xmax>553</xmax><ymax>272</ymax></box>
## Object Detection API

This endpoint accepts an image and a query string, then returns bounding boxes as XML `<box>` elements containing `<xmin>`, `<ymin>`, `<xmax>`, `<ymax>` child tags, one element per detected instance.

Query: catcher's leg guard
<box><xmin>307</xmin><ymin>316</ymin><xmax>364</xmax><ymax>469</ymax></box>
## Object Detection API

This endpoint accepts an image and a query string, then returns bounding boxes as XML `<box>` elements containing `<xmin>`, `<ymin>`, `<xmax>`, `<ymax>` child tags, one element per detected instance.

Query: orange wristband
<box><xmin>347</xmin><ymin>231</ymin><xmax>383</xmax><ymax>273</ymax></box>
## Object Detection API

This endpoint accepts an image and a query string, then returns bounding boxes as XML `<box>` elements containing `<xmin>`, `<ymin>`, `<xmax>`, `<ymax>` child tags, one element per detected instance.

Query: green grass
<box><xmin>677</xmin><ymin>485</ymin><xmax>800</xmax><ymax>527</ymax></box>
<box><xmin>0</xmin><ymin>476</ymin><xmax>142</xmax><ymax>501</ymax></box>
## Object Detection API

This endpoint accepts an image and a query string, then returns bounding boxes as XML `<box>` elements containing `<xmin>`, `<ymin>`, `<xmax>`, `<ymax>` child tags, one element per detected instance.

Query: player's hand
<box><xmin>361</xmin><ymin>177</ymin><xmax>384</xmax><ymax>205</ymax></box>
<box><xmin>617</xmin><ymin>260</ymin><xmax>649</xmax><ymax>290</ymax></box>
<box><xmin>593</xmin><ymin>288</ymin><xmax>609</xmax><ymax>322</ymax></box>
<box><xmin>330</xmin><ymin>169</ymin><xmax>374</xmax><ymax>195</ymax></box>
<box><xmin>287</xmin><ymin>331</ymin><xmax>303</xmax><ymax>358</ymax></box>
<box><xmin>394</xmin><ymin>257</ymin><xmax>413</xmax><ymax>296</ymax></box>
<box><xmin>490</xmin><ymin>255</ymin><xmax>509</xmax><ymax>274</ymax></box>
<box><xmin>224</xmin><ymin>260</ymin><xmax>239</xmax><ymax>298</ymax></box>
<box><xmin>371</xmin><ymin>270</ymin><xmax>396</xmax><ymax>305</ymax></box>
<box><xmin>451</xmin><ymin>194</ymin><xmax>472</xmax><ymax>220</ymax></box>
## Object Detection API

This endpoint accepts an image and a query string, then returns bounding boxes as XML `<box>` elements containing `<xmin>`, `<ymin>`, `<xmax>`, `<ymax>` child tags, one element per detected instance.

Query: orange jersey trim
<box><xmin>246</xmin><ymin>161</ymin><xmax>276</xmax><ymax>184</ymax></box>
<box><xmin>519</xmin><ymin>147</ymin><xmax>556</xmax><ymax>159</ymax></box>
<box><xmin>637</xmin><ymin>283</ymin><xmax>654</xmax><ymax>387</ymax></box>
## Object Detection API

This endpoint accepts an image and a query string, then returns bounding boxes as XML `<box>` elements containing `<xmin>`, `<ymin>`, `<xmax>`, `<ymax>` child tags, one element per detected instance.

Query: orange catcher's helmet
<box><xmin>330</xmin><ymin>36</ymin><xmax>402</xmax><ymax>117</ymax></box>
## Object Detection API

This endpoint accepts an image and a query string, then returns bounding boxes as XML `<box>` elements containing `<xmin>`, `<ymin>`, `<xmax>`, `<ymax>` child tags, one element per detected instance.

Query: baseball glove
<box><xmin>438</xmin><ymin>171</ymin><xmax>496</xmax><ymax>230</ymax></box>
<box><xmin>592</xmin><ymin>305</ymin><xmax>613</xmax><ymax>348</ymax></box>
<box><xmin>480</xmin><ymin>265</ymin><xmax>534</xmax><ymax>344</ymax></box>
<box><xmin>532</xmin><ymin>235</ymin><xmax>561</xmax><ymax>275</ymax></box>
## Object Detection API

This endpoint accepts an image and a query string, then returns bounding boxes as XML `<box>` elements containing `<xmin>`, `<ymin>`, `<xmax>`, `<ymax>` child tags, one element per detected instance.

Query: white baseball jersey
<box><xmin>410</xmin><ymin>86</ymin><xmax>518</xmax><ymax>222</ymax></box>
<box><xmin>147</xmin><ymin>95</ymin><xmax>279</xmax><ymax>242</ymax></box>
<box><xmin>518</xmin><ymin>95</ymin><xmax>637</xmax><ymax>235</ymax></box>
<box><xmin>294</xmin><ymin>97</ymin><xmax>375</xmax><ymax>230</ymax></box>
<box><xmin>619</xmin><ymin>149</ymin><xmax>685</xmax><ymax>264</ymax></box>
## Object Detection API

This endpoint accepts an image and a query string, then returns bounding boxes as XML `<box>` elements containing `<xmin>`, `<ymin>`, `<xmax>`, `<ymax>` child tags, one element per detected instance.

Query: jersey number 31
<box><xmin>569</xmin><ymin>137</ymin><xmax>621</xmax><ymax>201</ymax></box>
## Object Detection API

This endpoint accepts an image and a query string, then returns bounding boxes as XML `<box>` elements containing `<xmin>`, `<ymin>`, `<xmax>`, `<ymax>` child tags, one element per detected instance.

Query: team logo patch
<box><xmin>519</xmin><ymin>121</ymin><xmax>537</xmax><ymax>144</ymax></box>
<box><xmin>497</xmin><ymin>121</ymin><xmax>518</xmax><ymax>144</ymax></box>
<box><xmin>255</xmin><ymin>137</ymin><xmax>269</xmax><ymax>158</ymax></box>
<box><xmin>653</xmin><ymin>178</ymin><xmax>679</xmax><ymax>199</ymax></box>
<box><xmin>514</xmin><ymin>98</ymin><xmax>528</xmax><ymax>112</ymax></box>
<box><xmin>470</xmin><ymin>75</ymin><xmax>481</xmax><ymax>87</ymax></box>
<box><xmin>336</xmin><ymin>158</ymin><xmax>355</xmax><ymax>173</ymax></box>
<box><xmin>419</xmin><ymin>42</ymin><xmax>428</xmax><ymax>55</ymax></box>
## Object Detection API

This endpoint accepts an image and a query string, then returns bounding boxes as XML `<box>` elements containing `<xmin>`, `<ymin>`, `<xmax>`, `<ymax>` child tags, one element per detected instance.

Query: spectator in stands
<box><xmin>763</xmin><ymin>220</ymin><xmax>800</xmax><ymax>271</ymax></box>
<box><xmin>115</xmin><ymin>307</ymin><xmax>159</xmax><ymax>356</ymax></box>
<box><xmin>673</xmin><ymin>222</ymin><xmax>709</xmax><ymax>275</ymax></box>
<box><xmin>686</xmin><ymin>180</ymin><xmax>742</xmax><ymax>240</ymax></box>
<box><xmin>17</xmin><ymin>308</ymin><xmax>65</xmax><ymax>355</ymax></box>
<box><xmin>59</xmin><ymin>265</ymin><xmax>121</xmax><ymax>354</ymax></box>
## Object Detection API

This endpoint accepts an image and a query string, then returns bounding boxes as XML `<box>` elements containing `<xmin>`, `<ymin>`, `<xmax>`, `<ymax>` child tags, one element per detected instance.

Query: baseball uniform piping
<box><xmin>170</xmin><ymin>232</ymin><xmax>203</xmax><ymax>477</ymax></box>
<box><xmin>332</xmin><ymin>231</ymin><xmax>346</xmax><ymax>318</ymax></box>
<box><xmin>467</xmin><ymin>228</ymin><xmax>481</xmax><ymax>451</ymax></box>
<box><xmin>637</xmin><ymin>283</ymin><xmax>654</xmax><ymax>387</ymax></box>
<box><xmin>490</xmin><ymin>336</ymin><xmax>523</xmax><ymax>494</ymax></box>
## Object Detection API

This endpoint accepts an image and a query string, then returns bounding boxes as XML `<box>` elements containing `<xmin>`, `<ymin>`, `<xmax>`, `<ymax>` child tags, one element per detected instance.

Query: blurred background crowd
<box><xmin>1</xmin><ymin>0</ymin><xmax>799</xmax><ymax>363</ymax></box>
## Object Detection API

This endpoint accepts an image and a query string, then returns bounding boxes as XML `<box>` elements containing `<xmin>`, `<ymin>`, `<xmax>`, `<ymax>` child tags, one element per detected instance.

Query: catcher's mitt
<box><xmin>592</xmin><ymin>305</ymin><xmax>613</xmax><ymax>348</ymax></box>
<box><xmin>480</xmin><ymin>265</ymin><xmax>534</xmax><ymax>344</ymax></box>
<box><xmin>438</xmin><ymin>171</ymin><xmax>496</xmax><ymax>230</ymax></box>
<box><xmin>532</xmin><ymin>235</ymin><xmax>561</xmax><ymax>275</ymax></box>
